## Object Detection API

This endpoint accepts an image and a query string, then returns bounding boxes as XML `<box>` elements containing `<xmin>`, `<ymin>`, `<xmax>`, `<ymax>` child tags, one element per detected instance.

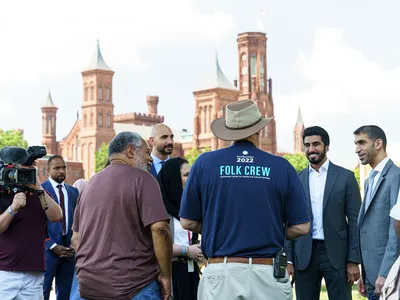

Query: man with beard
<box><xmin>149</xmin><ymin>124</ymin><xmax>174</xmax><ymax>177</ymax></box>
<box><xmin>42</xmin><ymin>155</ymin><xmax>79</xmax><ymax>300</ymax></box>
<box><xmin>287</xmin><ymin>126</ymin><xmax>361</xmax><ymax>300</ymax></box>
<box><xmin>354</xmin><ymin>125</ymin><xmax>400</xmax><ymax>300</ymax></box>
<box><xmin>72</xmin><ymin>132</ymin><xmax>172</xmax><ymax>300</ymax></box>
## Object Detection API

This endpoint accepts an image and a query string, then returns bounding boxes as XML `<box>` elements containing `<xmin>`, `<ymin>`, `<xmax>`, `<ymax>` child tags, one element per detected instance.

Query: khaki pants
<box><xmin>198</xmin><ymin>258</ymin><xmax>292</xmax><ymax>300</ymax></box>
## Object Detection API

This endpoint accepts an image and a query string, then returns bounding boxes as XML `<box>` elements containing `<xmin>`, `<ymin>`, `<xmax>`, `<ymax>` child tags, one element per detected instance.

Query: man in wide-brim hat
<box><xmin>179</xmin><ymin>99</ymin><xmax>310</xmax><ymax>300</ymax></box>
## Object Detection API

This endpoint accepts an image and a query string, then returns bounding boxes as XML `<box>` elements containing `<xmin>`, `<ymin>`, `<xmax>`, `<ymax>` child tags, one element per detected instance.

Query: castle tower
<box><xmin>147</xmin><ymin>95</ymin><xmax>159</xmax><ymax>115</ymax></box>
<box><xmin>80</xmin><ymin>40</ymin><xmax>115</xmax><ymax>179</ymax></box>
<box><xmin>293</xmin><ymin>107</ymin><xmax>305</xmax><ymax>153</ymax></box>
<box><xmin>41</xmin><ymin>92</ymin><xmax>59</xmax><ymax>154</ymax></box>
<box><xmin>237</xmin><ymin>32</ymin><xmax>277</xmax><ymax>154</ymax></box>
<box><xmin>192</xmin><ymin>53</ymin><xmax>240</xmax><ymax>151</ymax></box>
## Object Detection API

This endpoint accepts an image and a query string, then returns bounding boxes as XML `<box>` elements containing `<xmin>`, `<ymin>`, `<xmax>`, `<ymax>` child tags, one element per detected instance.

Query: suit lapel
<box><xmin>149</xmin><ymin>163</ymin><xmax>157</xmax><ymax>178</ymax></box>
<box><xmin>323</xmin><ymin>163</ymin><xmax>338</xmax><ymax>211</ymax></box>
<box><xmin>65</xmin><ymin>185</ymin><xmax>74</xmax><ymax>231</ymax></box>
<box><xmin>300</xmin><ymin>169</ymin><xmax>313</xmax><ymax>219</ymax></box>
<box><xmin>358</xmin><ymin>181</ymin><xmax>368</xmax><ymax>226</ymax></box>
<box><xmin>43</xmin><ymin>180</ymin><xmax>58</xmax><ymax>204</ymax></box>
<box><xmin>364</xmin><ymin>159</ymin><xmax>393</xmax><ymax>213</ymax></box>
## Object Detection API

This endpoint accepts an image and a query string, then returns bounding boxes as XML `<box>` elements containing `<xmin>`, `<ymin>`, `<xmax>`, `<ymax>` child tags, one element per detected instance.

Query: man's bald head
<box><xmin>149</xmin><ymin>123</ymin><xmax>174</xmax><ymax>159</ymax></box>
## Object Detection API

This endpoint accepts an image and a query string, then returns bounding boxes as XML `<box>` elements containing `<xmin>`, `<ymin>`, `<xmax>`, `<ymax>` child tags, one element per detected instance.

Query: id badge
<box><xmin>188</xmin><ymin>259</ymin><xmax>194</xmax><ymax>272</ymax></box>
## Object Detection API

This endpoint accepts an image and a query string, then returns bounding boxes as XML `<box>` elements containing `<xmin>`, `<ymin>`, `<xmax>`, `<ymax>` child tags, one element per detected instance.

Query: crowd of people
<box><xmin>0</xmin><ymin>99</ymin><xmax>400</xmax><ymax>300</ymax></box>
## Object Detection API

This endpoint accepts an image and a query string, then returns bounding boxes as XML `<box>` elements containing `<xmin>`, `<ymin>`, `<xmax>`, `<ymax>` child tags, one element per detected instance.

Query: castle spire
<box><xmin>195</xmin><ymin>52</ymin><xmax>238</xmax><ymax>92</ymax></box>
<box><xmin>43</xmin><ymin>91</ymin><xmax>56</xmax><ymax>107</ymax></box>
<box><xmin>85</xmin><ymin>40</ymin><xmax>112</xmax><ymax>71</ymax></box>
<box><xmin>296</xmin><ymin>106</ymin><xmax>304</xmax><ymax>126</ymax></box>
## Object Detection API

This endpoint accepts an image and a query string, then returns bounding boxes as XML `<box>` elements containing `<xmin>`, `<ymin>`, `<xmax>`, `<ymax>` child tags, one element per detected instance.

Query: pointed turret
<box><xmin>296</xmin><ymin>106</ymin><xmax>304</xmax><ymax>126</ymax></box>
<box><xmin>293</xmin><ymin>106</ymin><xmax>305</xmax><ymax>153</ymax></box>
<box><xmin>84</xmin><ymin>40</ymin><xmax>112</xmax><ymax>72</ymax></box>
<box><xmin>195</xmin><ymin>52</ymin><xmax>238</xmax><ymax>92</ymax></box>
<box><xmin>43</xmin><ymin>91</ymin><xmax>56</xmax><ymax>108</ymax></box>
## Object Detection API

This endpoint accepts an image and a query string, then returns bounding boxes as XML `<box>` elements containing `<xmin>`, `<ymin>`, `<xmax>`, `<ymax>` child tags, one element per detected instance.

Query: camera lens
<box><xmin>6</xmin><ymin>170</ymin><xmax>17</xmax><ymax>183</ymax></box>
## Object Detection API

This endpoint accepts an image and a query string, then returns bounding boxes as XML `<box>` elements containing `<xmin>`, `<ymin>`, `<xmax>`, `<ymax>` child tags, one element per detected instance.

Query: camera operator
<box><xmin>0</xmin><ymin>163</ymin><xmax>63</xmax><ymax>299</ymax></box>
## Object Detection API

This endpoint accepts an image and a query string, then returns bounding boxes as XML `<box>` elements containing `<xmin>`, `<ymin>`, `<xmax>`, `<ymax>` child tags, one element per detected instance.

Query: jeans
<box><xmin>131</xmin><ymin>280</ymin><xmax>161</xmax><ymax>300</ymax></box>
<box><xmin>0</xmin><ymin>270</ymin><xmax>44</xmax><ymax>300</ymax></box>
<box><xmin>69</xmin><ymin>269</ymin><xmax>83</xmax><ymax>300</ymax></box>
<box><xmin>367</xmin><ymin>292</ymin><xmax>380</xmax><ymax>300</ymax></box>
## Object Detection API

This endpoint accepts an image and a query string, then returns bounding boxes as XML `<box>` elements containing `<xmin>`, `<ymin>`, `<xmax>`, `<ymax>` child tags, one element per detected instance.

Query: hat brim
<box><xmin>211</xmin><ymin>116</ymin><xmax>274</xmax><ymax>141</ymax></box>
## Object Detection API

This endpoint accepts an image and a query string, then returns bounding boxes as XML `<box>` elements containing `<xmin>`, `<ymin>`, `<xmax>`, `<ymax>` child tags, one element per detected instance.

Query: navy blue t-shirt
<box><xmin>179</xmin><ymin>141</ymin><xmax>310</xmax><ymax>258</ymax></box>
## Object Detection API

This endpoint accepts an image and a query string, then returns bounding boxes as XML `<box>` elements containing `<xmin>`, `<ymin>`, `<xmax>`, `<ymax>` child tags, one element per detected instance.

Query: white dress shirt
<box><xmin>173</xmin><ymin>217</ymin><xmax>192</xmax><ymax>246</ymax></box>
<box><xmin>151</xmin><ymin>153</ymin><xmax>169</xmax><ymax>175</ymax></box>
<box><xmin>309</xmin><ymin>159</ymin><xmax>330</xmax><ymax>240</ymax></box>
<box><xmin>369</xmin><ymin>156</ymin><xmax>390</xmax><ymax>192</ymax></box>
<box><xmin>49</xmin><ymin>178</ymin><xmax>69</xmax><ymax>249</ymax></box>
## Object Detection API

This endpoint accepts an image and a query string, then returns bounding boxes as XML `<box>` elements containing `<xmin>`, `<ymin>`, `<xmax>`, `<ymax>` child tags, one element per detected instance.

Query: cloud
<box><xmin>0</xmin><ymin>0</ymin><xmax>234</xmax><ymax>84</ymax></box>
<box><xmin>274</xmin><ymin>28</ymin><xmax>400</xmax><ymax>168</ymax></box>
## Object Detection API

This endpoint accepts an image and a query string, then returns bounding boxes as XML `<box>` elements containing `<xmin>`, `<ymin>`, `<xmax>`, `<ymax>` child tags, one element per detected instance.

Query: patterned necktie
<box><xmin>57</xmin><ymin>184</ymin><xmax>67</xmax><ymax>235</ymax></box>
<box><xmin>366</xmin><ymin>170</ymin><xmax>378</xmax><ymax>207</ymax></box>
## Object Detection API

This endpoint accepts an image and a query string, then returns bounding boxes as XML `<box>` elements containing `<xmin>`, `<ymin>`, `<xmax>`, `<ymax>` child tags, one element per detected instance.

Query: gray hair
<box><xmin>108</xmin><ymin>132</ymin><xmax>143</xmax><ymax>157</ymax></box>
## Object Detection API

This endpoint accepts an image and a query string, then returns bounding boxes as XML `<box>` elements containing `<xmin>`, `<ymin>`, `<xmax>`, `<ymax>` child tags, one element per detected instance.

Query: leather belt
<box><xmin>208</xmin><ymin>257</ymin><xmax>273</xmax><ymax>265</ymax></box>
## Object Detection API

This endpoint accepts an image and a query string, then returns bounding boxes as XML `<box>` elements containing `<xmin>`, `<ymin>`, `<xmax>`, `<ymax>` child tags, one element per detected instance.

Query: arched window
<box><xmin>106</xmin><ymin>112</ymin><xmax>112</xmax><ymax>128</ymax></box>
<box><xmin>90</xmin><ymin>112</ymin><xmax>94</xmax><ymax>126</ymax></box>
<box><xmin>98</xmin><ymin>84</ymin><xmax>103</xmax><ymax>101</ymax></box>
<box><xmin>98</xmin><ymin>112</ymin><xmax>103</xmax><ymax>128</ymax></box>
<box><xmin>106</xmin><ymin>86</ymin><xmax>111</xmax><ymax>101</ymax></box>
<box><xmin>83</xmin><ymin>114</ymin><xmax>87</xmax><ymax>127</ymax></box>
<box><xmin>46</xmin><ymin>116</ymin><xmax>50</xmax><ymax>134</ymax></box>
<box><xmin>84</xmin><ymin>88</ymin><xmax>88</xmax><ymax>101</ymax></box>
<box><xmin>90</xmin><ymin>86</ymin><xmax>94</xmax><ymax>100</ymax></box>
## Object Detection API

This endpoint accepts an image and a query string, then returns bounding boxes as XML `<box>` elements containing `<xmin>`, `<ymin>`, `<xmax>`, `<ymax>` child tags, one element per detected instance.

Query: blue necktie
<box><xmin>365</xmin><ymin>170</ymin><xmax>378</xmax><ymax>207</ymax></box>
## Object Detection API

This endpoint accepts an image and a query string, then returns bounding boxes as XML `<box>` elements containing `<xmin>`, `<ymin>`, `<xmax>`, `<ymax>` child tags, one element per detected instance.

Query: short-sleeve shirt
<box><xmin>73</xmin><ymin>164</ymin><xmax>169</xmax><ymax>300</ymax></box>
<box><xmin>179</xmin><ymin>141</ymin><xmax>310</xmax><ymax>258</ymax></box>
<box><xmin>0</xmin><ymin>192</ymin><xmax>47</xmax><ymax>271</ymax></box>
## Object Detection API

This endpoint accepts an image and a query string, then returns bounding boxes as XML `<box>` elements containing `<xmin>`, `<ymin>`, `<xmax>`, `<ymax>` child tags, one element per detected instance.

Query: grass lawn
<box><xmin>293</xmin><ymin>285</ymin><xmax>365</xmax><ymax>299</ymax></box>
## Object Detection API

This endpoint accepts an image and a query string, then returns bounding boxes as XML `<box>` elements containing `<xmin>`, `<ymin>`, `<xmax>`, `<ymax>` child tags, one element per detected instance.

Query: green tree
<box><xmin>0</xmin><ymin>129</ymin><xmax>28</xmax><ymax>149</ymax></box>
<box><xmin>95</xmin><ymin>142</ymin><xmax>109</xmax><ymax>172</ymax></box>
<box><xmin>283</xmin><ymin>153</ymin><xmax>308</xmax><ymax>172</ymax></box>
<box><xmin>354</xmin><ymin>164</ymin><xmax>360</xmax><ymax>187</ymax></box>
<box><xmin>185</xmin><ymin>146</ymin><xmax>210</xmax><ymax>165</ymax></box>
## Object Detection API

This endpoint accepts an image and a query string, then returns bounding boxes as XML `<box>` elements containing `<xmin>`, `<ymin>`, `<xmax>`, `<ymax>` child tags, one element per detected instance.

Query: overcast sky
<box><xmin>1</xmin><ymin>0</ymin><xmax>399</xmax><ymax>169</ymax></box>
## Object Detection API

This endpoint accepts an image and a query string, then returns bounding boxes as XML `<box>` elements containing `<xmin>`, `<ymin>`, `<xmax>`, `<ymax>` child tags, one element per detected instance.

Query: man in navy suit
<box><xmin>42</xmin><ymin>155</ymin><xmax>79</xmax><ymax>300</ymax></box>
<box><xmin>149</xmin><ymin>123</ymin><xmax>174</xmax><ymax>177</ymax></box>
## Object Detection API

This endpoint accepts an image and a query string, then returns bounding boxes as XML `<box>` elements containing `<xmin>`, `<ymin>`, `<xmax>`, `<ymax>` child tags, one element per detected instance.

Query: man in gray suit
<box><xmin>354</xmin><ymin>125</ymin><xmax>400</xmax><ymax>300</ymax></box>
<box><xmin>287</xmin><ymin>126</ymin><xmax>361</xmax><ymax>300</ymax></box>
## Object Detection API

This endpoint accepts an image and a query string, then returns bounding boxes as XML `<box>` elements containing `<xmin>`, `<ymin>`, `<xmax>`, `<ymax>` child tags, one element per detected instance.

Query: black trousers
<box><xmin>295</xmin><ymin>240</ymin><xmax>352</xmax><ymax>300</ymax></box>
<box><xmin>172</xmin><ymin>261</ymin><xmax>200</xmax><ymax>300</ymax></box>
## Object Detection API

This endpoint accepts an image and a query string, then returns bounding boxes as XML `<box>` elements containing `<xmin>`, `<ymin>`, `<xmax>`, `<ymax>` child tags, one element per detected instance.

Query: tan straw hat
<box><xmin>211</xmin><ymin>100</ymin><xmax>274</xmax><ymax>141</ymax></box>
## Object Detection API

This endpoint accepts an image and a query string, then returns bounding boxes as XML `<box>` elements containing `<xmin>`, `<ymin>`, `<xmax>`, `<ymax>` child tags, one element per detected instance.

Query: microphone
<box><xmin>0</xmin><ymin>147</ymin><xmax>29</xmax><ymax>165</ymax></box>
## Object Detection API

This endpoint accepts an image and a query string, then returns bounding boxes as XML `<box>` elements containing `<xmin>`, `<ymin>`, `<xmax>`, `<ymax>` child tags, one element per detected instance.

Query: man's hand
<box><xmin>187</xmin><ymin>244</ymin><xmax>203</xmax><ymax>262</ymax></box>
<box><xmin>157</xmin><ymin>274</ymin><xmax>171</xmax><ymax>300</ymax></box>
<box><xmin>287</xmin><ymin>264</ymin><xmax>295</xmax><ymax>286</ymax></box>
<box><xmin>375</xmin><ymin>275</ymin><xmax>386</xmax><ymax>296</ymax></box>
<box><xmin>347</xmin><ymin>262</ymin><xmax>360</xmax><ymax>283</ymax></box>
<box><xmin>52</xmin><ymin>245</ymin><xmax>74</xmax><ymax>259</ymax></box>
<box><xmin>26</xmin><ymin>175</ymin><xmax>42</xmax><ymax>191</ymax></box>
<box><xmin>357</xmin><ymin>278</ymin><xmax>367</xmax><ymax>297</ymax></box>
<box><xmin>11</xmin><ymin>192</ymin><xmax>26</xmax><ymax>213</ymax></box>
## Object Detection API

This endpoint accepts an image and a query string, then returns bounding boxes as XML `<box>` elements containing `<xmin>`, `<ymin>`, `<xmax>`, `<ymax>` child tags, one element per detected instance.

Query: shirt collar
<box><xmin>309</xmin><ymin>159</ymin><xmax>330</xmax><ymax>173</ymax></box>
<box><xmin>373</xmin><ymin>157</ymin><xmax>390</xmax><ymax>173</ymax></box>
<box><xmin>49</xmin><ymin>177</ymin><xmax>65</xmax><ymax>189</ymax></box>
<box><xmin>151</xmin><ymin>153</ymin><xmax>169</xmax><ymax>165</ymax></box>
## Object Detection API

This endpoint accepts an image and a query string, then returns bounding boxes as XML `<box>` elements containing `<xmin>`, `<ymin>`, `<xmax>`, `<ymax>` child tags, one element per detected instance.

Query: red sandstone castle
<box><xmin>38</xmin><ymin>31</ymin><xmax>305</xmax><ymax>183</ymax></box>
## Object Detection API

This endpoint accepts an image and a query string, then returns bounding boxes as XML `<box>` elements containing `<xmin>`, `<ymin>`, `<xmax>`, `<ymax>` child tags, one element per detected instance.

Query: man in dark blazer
<box><xmin>287</xmin><ymin>126</ymin><xmax>361</xmax><ymax>300</ymax></box>
<box><xmin>149</xmin><ymin>123</ymin><xmax>174</xmax><ymax>177</ymax></box>
<box><xmin>354</xmin><ymin>125</ymin><xmax>400</xmax><ymax>300</ymax></box>
<box><xmin>42</xmin><ymin>155</ymin><xmax>79</xmax><ymax>300</ymax></box>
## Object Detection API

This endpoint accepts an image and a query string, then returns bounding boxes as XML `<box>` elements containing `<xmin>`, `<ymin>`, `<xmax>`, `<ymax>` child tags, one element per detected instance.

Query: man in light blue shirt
<box><xmin>149</xmin><ymin>124</ymin><xmax>174</xmax><ymax>177</ymax></box>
